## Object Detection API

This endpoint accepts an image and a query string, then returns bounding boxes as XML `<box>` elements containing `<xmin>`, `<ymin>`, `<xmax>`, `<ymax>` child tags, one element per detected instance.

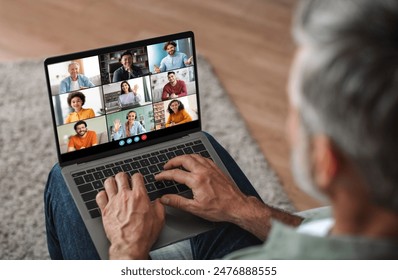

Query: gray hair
<box><xmin>68</xmin><ymin>61</ymin><xmax>80</xmax><ymax>69</ymax></box>
<box><xmin>292</xmin><ymin>0</ymin><xmax>398</xmax><ymax>211</ymax></box>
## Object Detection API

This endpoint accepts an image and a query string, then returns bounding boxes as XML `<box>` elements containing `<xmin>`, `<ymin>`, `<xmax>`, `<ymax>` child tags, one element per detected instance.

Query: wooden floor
<box><xmin>0</xmin><ymin>0</ymin><xmax>321</xmax><ymax>210</ymax></box>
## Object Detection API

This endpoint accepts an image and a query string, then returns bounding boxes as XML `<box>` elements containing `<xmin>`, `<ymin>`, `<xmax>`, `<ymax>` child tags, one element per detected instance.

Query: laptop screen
<box><xmin>44</xmin><ymin>31</ymin><xmax>201</xmax><ymax>165</ymax></box>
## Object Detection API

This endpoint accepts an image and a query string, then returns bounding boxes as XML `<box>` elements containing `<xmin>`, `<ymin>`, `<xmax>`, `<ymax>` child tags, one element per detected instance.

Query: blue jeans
<box><xmin>44</xmin><ymin>133</ymin><xmax>263</xmax><ymax>259</ymax></box>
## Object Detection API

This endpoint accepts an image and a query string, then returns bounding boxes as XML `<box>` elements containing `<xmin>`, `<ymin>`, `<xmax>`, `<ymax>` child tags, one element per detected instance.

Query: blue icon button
<box><xmin>134</xmin><ymin>136</ymin><xmax>140</xmax><ymax>143</ymax></box>
<box><xmin>119</xmin><ymin>140</ymin><xmax>125</xmax><ymax>146</ymax></box>
<box><xmin>126</xmin><ymin>138</ymin><xmax>133</xmax><ymax>144</ymax></box>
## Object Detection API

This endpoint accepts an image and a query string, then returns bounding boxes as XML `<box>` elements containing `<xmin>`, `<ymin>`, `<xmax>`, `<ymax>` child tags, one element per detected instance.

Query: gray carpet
<box><xmin>0</xmin><ymin>56</ymin><xmax>294</xmax><ymax>260</ymax></box>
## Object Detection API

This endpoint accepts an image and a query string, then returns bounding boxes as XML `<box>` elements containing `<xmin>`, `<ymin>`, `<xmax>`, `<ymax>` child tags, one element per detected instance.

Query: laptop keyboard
<box><xmin>71</xmin><ymin>139</ymin><xmax>212</xmax><ymax>219</ymax></box>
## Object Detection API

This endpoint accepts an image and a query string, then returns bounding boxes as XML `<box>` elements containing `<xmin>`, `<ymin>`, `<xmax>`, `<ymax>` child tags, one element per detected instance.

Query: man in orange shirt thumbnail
<box><xmin>67</xmin><ymin>120</ymin><xmax>98</xmax><ymax>152</ymax></box>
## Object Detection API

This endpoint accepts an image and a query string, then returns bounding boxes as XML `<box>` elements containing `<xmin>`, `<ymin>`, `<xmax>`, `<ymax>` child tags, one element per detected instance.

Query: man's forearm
<box><xmin>230</xmin><ymin>196</ymin><xmax>303</xmax><ymax>241</ymax></box>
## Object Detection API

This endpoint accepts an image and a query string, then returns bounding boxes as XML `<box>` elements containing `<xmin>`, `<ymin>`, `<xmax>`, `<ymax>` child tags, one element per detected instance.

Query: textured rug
<box><xmin>0</xmin><ymin>56</ymin><xmax>294</xmax><ymax>260</ymax></box>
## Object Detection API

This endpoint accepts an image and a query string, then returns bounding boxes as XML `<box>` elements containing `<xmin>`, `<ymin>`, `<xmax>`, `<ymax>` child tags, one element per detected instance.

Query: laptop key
<box><xmin>166</xmin><ymin>151</ymin><xmax>176</xmax><ymax>159</ymax></box>
<box><xmin>200</xmin><ymin>151</ymin><xmax>211</xmax><ymax>158</ymax></box>
<box><xmin>157</xmin><ymin>162</ymin><xmax>165</xmax><ymax>171</ymax></box>
<box><xmin>140</xmin><ymin>159</ymin><xmax>150</xmax><ymax>167</ymax></box>
<box><xmin>183</xmin><ymin>147</ymin><xmax>194</xmax><ymax>154</ymax></box>
<box><xmin>92</xmin><ymin>181</ymin><xmax>103</xmax><ymax>189</ymax></box>
<box><xmin>73</xmin><ymin>176</ymin><xmax>85</xmax><ymax>185</ymax></box>
<box><xmin>89</xmin><ymin>209</ymin><xmax>101</xmax><ymax>219</ymax></box>
<box><xmin>148</xmin><ymin>191</ymin><xmax>161</xmax><ymax>201</ymax></box>
<box><xmin>83</xmin><ymin>174</ymin><xmax>95</xmax><ymax>183</ymax></box>
<box><xmin>112</xmin><ymin>166</ymin><xmax>123</xmax><ymax>174</ymax></box>
<box><xmin>148</xmin><ymin>165</ymin><xmax>159</xmax><ymax>173</ymax></box>
<box><xmin>164</xmin><ymin>180</ymin><xmax>174</xmax><ymax>187</ymax></box>
<box><xmin>145</xmin><ymin>174</ymin><xmax>156</xmax><ymax>183</ymax></box>
<box><xmin>155</xmin><ymin>181</ymin><xmax>166</xmax><ymax>189</ymax></box>
<box><xmin>176</xmin><ymin>184</ymin><xmax>190</xmax><ymax>193</ymax></box>
<box><xmin>72</xmin><ymin>171</ymin><xmax>86</xmax><ymax>177</ymax></box>
<box><xmin>93</xmin><ymin>171</ymin><xmax>104</xmax><ymax>180</ymax></box>
<box><xmin>121</xmin><ymin>164</ymin><xmax>132</xmax><ymax>172</ymax></box>
<box><xmin>102</xmin><ymin>169</ymin><xmax>113</xmax><ymax>177</ymax></box>
<box><xmin>192</xmin><ymin>144</ymin><xmax>206</xmax><ymax>153</ymax></box>
<box><xmin>145</xmin><ymin>183</ymin><xmax>156</xmax><ymax>193</ymax></box>
<box><xmin>82</xmin><ymin>190</ymin><xmax>98</xmax><ymax>202</ymax></box>
<box><xmin>157</xmin><ymin>154</ymin><xmax>167</xmax><ymax>162</ymax></box>
<box><xmin>85</xmin><ymin>200</ymin><xmax>98</xmax><ymax>210</ymax></box>
<box><xmin>78</xmin><ymin>183</ymin><xmax>93</xmax><ymax>194</ymax></box>
<box><xmin>139</xmin><ymin>167</ymin><xmax>150</xmax><ymax>176</ymax></box>
<box><xmin>162</xmin><ymin>186</ymin><xmax>179</xmax><ymax>195</ymax></box>
<box><xmin>130</xmin><ymin>162</ymin><xmax>141</xmax><ymax>169</ymax></box>
<box><xmin>149</xmin><ymin>156</ymin><xmax>159</xmax><ymax>164</ymax></box>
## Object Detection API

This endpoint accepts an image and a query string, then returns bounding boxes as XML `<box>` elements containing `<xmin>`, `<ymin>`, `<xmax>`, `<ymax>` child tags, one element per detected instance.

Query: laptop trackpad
<box><xmin>152</xmin><ymin>205</ymin><xmax>215</xmax><ymax>249</ymax></box>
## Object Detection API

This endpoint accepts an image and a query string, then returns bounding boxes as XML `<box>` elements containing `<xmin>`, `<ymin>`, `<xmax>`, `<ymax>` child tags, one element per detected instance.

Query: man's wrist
<box><xmin>109</xmin><ymin>243</ymin><xmax>149</xmax><ymax>260</ymax></box>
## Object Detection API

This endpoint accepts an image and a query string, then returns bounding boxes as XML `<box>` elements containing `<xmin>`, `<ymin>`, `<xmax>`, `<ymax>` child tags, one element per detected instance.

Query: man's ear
<box><xmin>311</xmin><ymin>135</ymin><xmax>339</xmax><ymax>191</ymax></box>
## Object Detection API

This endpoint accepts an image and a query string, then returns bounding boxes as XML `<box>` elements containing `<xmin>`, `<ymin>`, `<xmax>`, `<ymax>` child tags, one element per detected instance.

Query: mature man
<box><xmin>59</xmin><ymin>61</ymin><xmax>95</xmax><ymax>94</ymax></box>
<box><xmin>45</xmin><ymin>0</ymin><xmax>398</xmax><ymax>259</ymax></box>
<box><xmin>67</xmin><ymin>120</ymin><xmax>98</xmax><ymax>152</ymax></box>
<box><xmin>154</xmin><ymin>41</ymin><xmax>193</xmax><ymax>73</ymax></box>
<box><xmin>112</xmin><ymin>51</ymin><xmax>143</xmax><ymax>82</ymax></box>
<box><xmin>162</xmin><ymin>71</ymin><xmax>187</xmax><ymax>101</ymax></box>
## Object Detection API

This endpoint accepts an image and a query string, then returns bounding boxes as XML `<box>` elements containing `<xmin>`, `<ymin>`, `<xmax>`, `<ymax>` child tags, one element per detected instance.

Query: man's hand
<box><xmin>96</xmin><ymin>172</ymin><xmax>165</xmax><ymax>259</ymax></box>
<box><xmin>186</xmin><ymin>56</ymin><xmax>194</xmax><ymax>65</ymax></box>
<box><xmin>155</xmin><ymin>154</ymin><xmax>249</xmax><ymax>223</ymax></box>
<box><xmin>156</xmin><ymin>154</ymin><xmax>303</xmax><ymax>240</ymax></box>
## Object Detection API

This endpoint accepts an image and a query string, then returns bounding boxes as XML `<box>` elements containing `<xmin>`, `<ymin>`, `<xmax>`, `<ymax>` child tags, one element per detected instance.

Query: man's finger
<box><xmin>114</xmin><ymin>172</ymin><xmax>131</xmax><ymax>191</ymax></box>
<box><xmin>160</xmin><ymin>194</ymin><xmax>192</xmax><ymax>212</ymax></box>
<box><xmin>104</xmin><ymin>176</ymin><xmax>118</xmax><ymax>198</ymax></box>
<box><xmin>131</xmin><ymin>172</ymin><xmax>148</xmax><ymax>199</ymax></box>
<box><xmin>96</xmin><ymin>191</ymin><xmax>108</xmax><ymax>212</ymax></box>
<box><xmin>155</xmin><ymin>168</ymin><xmax>191</xmax><ymax>186</ymax></box>
<box><xmin>163</xmin><ymin>154</ymin><xmax>206</xmax><ymax>172</ymax></box>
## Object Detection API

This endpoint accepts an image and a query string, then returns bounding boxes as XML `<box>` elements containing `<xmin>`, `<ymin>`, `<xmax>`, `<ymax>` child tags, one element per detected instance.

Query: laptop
<box><xmin>44</xmin><ymin>31</ymin><xmax>233</xmax><ymax>259</ymax></box>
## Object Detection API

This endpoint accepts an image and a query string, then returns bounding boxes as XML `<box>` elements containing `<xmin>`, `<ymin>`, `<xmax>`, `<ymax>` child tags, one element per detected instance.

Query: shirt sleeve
<box><xmin>59</xmin><ymin>79</ymin><xmax>68</xmax><ymax>94</ymax></box>
<box><xmin>179</xmin><ymin>110</ymin><xmax>192</xmax><ymax>124</ymax></box>
<box><xmin>179</xmin><ymin>81</ymin><xmax>187</xmax><ymax>96</ymax></box>
<box><xmin>88</xmin><ymin>108</ymin><xmax>95</xmax><ymax>118</ymax></box>
<box><xmin>162</xmin><ymin>84</ymin><xmax>170</xmax><ymax>100</ymax></box>
<box><xmin>80</xmin><ymin>75</ymin><xmax>95</xmax><ymax>88</ymax></box>
<box><xmin>67</xmin><ymin>136</ymin><xmax>75</xmax><ymax>148</ymax></box>
<box><xmin>112</xmin><ymin>68</ymin><xmax>121</xmax><ymax>83</ymax></box>
<box><xmin>159</xmin><ymin>58</ymin><xmax>166</xmax><ymax>72</ymax></box>
<box><xmin>90</xmin><ymin>132</ymin><xmax>98</xmax><ymax>145</ymax></box>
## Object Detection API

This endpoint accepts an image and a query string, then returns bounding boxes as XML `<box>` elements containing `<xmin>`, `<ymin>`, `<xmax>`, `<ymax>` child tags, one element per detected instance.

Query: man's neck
<box><xmin>330</xmin><ymin>186</ymin><xmax>398</xmax><ymax>239</ymax></box>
